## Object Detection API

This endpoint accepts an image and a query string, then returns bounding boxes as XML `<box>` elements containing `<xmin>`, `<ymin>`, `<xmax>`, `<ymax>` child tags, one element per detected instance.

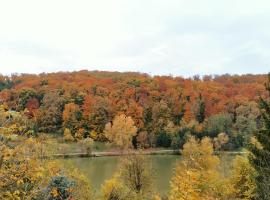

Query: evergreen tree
<box><xmin>249</xmin><ymin>73</ymin><xmax>270</xmax><ymax>200</ymax></box>
<box><xmin>195</xmin><ymin>93</ymin><xmax>205</xmax><ymax>123</ymax></box>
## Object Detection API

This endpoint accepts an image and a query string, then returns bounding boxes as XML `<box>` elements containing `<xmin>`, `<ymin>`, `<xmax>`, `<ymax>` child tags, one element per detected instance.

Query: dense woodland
<box><xmin>0</xmin><ymin>71</ymin><xmax>267</xmax><ymax>149</ymax></box>
<box><xmin>1</xmin><ymin>71</ymin><xmax>270</xmax><ymax>200</ymax></box>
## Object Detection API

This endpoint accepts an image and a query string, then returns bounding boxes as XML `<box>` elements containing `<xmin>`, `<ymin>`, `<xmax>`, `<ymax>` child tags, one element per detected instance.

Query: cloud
<box><xmin>0</xmin><ymin>0</ymin><xmax>269</xmax><ymax>76</ymax></box>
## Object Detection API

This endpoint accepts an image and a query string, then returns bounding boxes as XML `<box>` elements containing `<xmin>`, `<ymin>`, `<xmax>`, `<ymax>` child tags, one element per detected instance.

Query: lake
<box><xmin>63</xmin><ymin>154</ymin><xmax>235</xmax><ymax>196</ymax></box>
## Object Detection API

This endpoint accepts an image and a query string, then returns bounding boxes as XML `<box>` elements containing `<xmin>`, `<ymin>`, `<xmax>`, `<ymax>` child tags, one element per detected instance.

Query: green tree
<box><xmin>18</xmin><ymin>88</ymin><xmax>37</xmax><ymax>110</ymax></box>
<box><xmin>249</xmin><ymin>74</ymin><xmax>270</xmax><ymax>200</ymax></box>
<box><xmin>193</xmin><ymin>94</ymin><xmax>205</xmax><ymax>123</ymax></box>
<box><xmin>234</xmin><ymin>101</ymin><xmax>260</xmax><ymax>147</ymax></box>
<box><xmin>205</xmin><ymin>113</ymin><xmax>233</xmax><ymax>138</ymax></box>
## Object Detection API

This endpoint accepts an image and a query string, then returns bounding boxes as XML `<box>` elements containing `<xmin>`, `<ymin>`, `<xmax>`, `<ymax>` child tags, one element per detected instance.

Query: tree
<box><xmin>35</xmin><ymin>92</ymin><xmax>65</xmax><ymax>133</ymax></box>
<box><xmin>205</xmin><ymin>113</ymin><xmax>233</xmax><ymax>138</ymax></box>
<box><xmin>169</xmin><ymin>137</ymin><xmax>221</xmax><ymax>200</ymax></box>
<box><xmin>228</xmin><ymin>156</ymin><xmax>256</xmax><ymax>200</ymax></box>
<box><xmin>126</xmin><ymin>100</ymin><xmax>144</xmax><ymax>129</ymax></box>
<box><xmin>101</xmin><ymin>155</ymin><xmax>155</xmax><ymax>200</ymax></box>
<box><xmin>151</xmin><ymin>100</ymin><xmax>172</xmax><ymax>135</ymax></box>
<box><xmin>0</xmin><ymin>76</ymin><xmax>13</xmax><ymax>91</ymax></box>
<box><xmin>63</xmin><ymin>128</ymin><xmax>74</xmax><ymax>142</ymax></box>
<box><xmin>249</xmin><ymin>74</ymin><xmax>270</xmax><ymax>200</ymax></box>
<box><xmin>104</xmin><ymin>114</ymin><xmax>137</xmax><ymax>149</ymax></box>
<box><xmin>118</xmin><ymin>155</ymin><xmax>154</xmax><ymax>198</ymax></box>
<box><xmin>83</xmin><ymin>96</ymin><xmax>112</xmax><ymax>134</ymax></box>
<box><xmin>149</xmin><ymin>100</ymin><xmax>173</xmax><ymax>147</ymax></box>
<box><xmin>0</xmin><ymin>138</ymin><xmax>58</xmax><ymax>199</ymax></box>
<box><xmin>136</xmin><ymin>131</ymin><xmax>149</xmax><ymax>149</ymax></box>
<box><xmin>0</xmin><ymin>104</ymin><xmax>35</xmax><ymax>136</ymax></box>
<box><xmin>18</xmin><ymin>88</ymin><xmax>37</xmax><ymax>110</ymax></box>
<box><xmin>62</xmin><ymin>102</ymin><xmax>81</xmax><ymax>133</ymax></box>
<box><xmin>234</xmin><ymin>101</ymin><xmax>260</xmax><ymax>147</ymax></box>
<box><xmin>0</xmin><ymin>136</ymin><xmax>93</xmax><ymax>200</ymax></box>
<box><xmin>101</xmin><ymin>177</ymin><xmax>127</xmax><ymax>200</ymax></box>
<box><xmin>193</xmin><ymin>94</ymin><xmax>205</xmax><ymax>123</ymax></box>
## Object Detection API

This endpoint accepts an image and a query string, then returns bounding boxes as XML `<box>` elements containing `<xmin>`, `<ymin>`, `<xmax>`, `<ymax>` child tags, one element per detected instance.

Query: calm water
<box><xmin>63</xmin><ymin>154</ymin><xmax>235</xmax><ymax>196</ymax></box>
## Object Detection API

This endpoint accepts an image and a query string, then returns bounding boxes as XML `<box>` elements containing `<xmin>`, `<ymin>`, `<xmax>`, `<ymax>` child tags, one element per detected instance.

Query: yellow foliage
<box><xmin>170</xmin><ymin>137</ymin><xmax>221</xmax><ymax>200</ymax></box>
<box><xmin>65</xmin><ymin>168</ymin><xmax>94</xmax><ymax>199</ymax></box>
<box><xmin>0</xmin><ymin>137</ymin><xmax>94</xmax><ymax>199</ymax></box>
<box><xmin>89</xmin><ymin>130</ymin><xmax>98</xmax><ymax>139</ymax></box>
<box><xmin>64</xmin><ymin>128</ymin><xmax>74</xmax><ymax>141</ymax></box>
<box><xmin>227</xmin><ymin>156</ymin><xmax>256</xmax><ymax>200</ymax></box>
<box><xmin>0</xmin><ymin>138</ymin><xmax>59</xmax><ymax>199</ymax></box>
<box><xmin>104</xmin><ymin>114</ymin><xmax>137</xmax><ymax>149</ymax></box>
<box><xmin>101</xmin><ymin>177</ymin><xmax>125</xmax><ymax>200</ymax></box>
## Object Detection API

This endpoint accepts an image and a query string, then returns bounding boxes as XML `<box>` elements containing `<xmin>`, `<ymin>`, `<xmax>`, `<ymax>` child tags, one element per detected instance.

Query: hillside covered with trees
<box><xmin>0</xmin><ymin>71</ymin><xmax>268</xmax><ymax>150</ymax></box>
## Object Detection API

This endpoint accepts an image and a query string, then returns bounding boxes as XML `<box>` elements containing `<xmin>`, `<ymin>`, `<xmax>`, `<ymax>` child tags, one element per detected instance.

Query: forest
<box><xmin>0</xmin><ymin>71</ymin><xmax>270</xmax><ymax>200</ymax></box>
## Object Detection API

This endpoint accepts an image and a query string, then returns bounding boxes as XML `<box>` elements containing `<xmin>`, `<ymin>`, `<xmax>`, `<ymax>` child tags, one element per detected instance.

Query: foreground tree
<box><xmin>169</xmin><ymin>137</ymin><xmax>221</xmax><ymax>200</ymax></box>
<box><xmin>104</xmin><ymin>114</ymin><xmax>137</xmax><ymax>149</ymax></box>
<box><xmin>101</xmin><ymin>154</ymin><xmax>155</xmax><ymax>200</ymax></box>
<box><xmin>119</xmin><ymin>155</ymin><xmax>154</xmax><ymax>196</ymax></box>
<box><xmin>0</xmin><ymin>138</ymin><xmax>52</xmax><ymax>199</ymax></box>
<box><xmin>0</xmin><ymin>137</ymin><xmax>93</xmax><ymax>200</ymax></box>
<box><xmin>249</xmin><ymin>74</ymin><xmax>270</xmax><ymax>200</ymax></box>
<box><xmin>101</xmin><ymin>177</ymin><xmax>128</xmax><ymax>200</ymax></box>
<box><xmin>228</xmin><ymin>156</ymin><xmax>256</xmax><ymax>200</ymax></box>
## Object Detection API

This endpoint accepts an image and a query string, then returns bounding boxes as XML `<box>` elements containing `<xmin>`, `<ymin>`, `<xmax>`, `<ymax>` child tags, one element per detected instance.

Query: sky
<box><xmin>0</xmin><ymin>0</ymin><xmax>269</xmax><ymax>77</ymax></box>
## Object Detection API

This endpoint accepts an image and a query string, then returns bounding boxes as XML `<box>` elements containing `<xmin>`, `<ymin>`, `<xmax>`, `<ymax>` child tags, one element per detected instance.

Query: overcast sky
<box><xmin>0</xmin><ymin>0</ymin><xmax>269</xmax><ymax>77</ymax></box>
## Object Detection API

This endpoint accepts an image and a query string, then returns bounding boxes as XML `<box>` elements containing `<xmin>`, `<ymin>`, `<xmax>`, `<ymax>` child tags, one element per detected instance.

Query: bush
<box><xmin>45</xmin><ymin>176</ymin><xmax>75</xmax><ymax>200</ymax></box>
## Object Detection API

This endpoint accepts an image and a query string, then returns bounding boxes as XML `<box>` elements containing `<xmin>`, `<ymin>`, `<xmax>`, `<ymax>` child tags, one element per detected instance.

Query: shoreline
<box><xmin>48</xmin><ymin>149</ymin><xmax>247</xmax><ymax>159</ymax></box>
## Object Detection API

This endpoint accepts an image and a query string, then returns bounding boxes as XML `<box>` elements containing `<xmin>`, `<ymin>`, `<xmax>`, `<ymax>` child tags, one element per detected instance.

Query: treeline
<box><xmin>0</xmin><ymin>71</ymin><xmax>267</xmax><ymax>150</ymax></box>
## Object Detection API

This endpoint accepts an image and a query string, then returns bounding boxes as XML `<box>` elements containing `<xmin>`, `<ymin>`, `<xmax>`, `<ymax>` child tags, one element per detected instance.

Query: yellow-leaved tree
<box><xmin>0</xmin><ymin>137</ymin><xmax>93</xmax><ymax>200</ymax></box>
<box><xmin>104</xmin><ymin>114</ymin><xmax>137</xmax><ymax>149</ymax></box>
<box><xmin>227</xmin><ymin>155</ymin><xmax>256</xmax><ymax>200</ymax></box>
<box><xmin>101</xmin><ymin>176</ymin><xmax>128</xmax><ymax>200</ymax></box>
<box><xmin>169</xmin><ymin>136</ymin><xmax>222</xmax><ymax>200</ymax></box>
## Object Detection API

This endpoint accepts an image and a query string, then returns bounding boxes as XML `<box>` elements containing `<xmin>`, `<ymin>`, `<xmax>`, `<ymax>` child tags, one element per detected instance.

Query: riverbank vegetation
<box><xmin>0</xmin><ymin>71</ymin><xmax>270</xmax><ymax>199</ymax></box>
